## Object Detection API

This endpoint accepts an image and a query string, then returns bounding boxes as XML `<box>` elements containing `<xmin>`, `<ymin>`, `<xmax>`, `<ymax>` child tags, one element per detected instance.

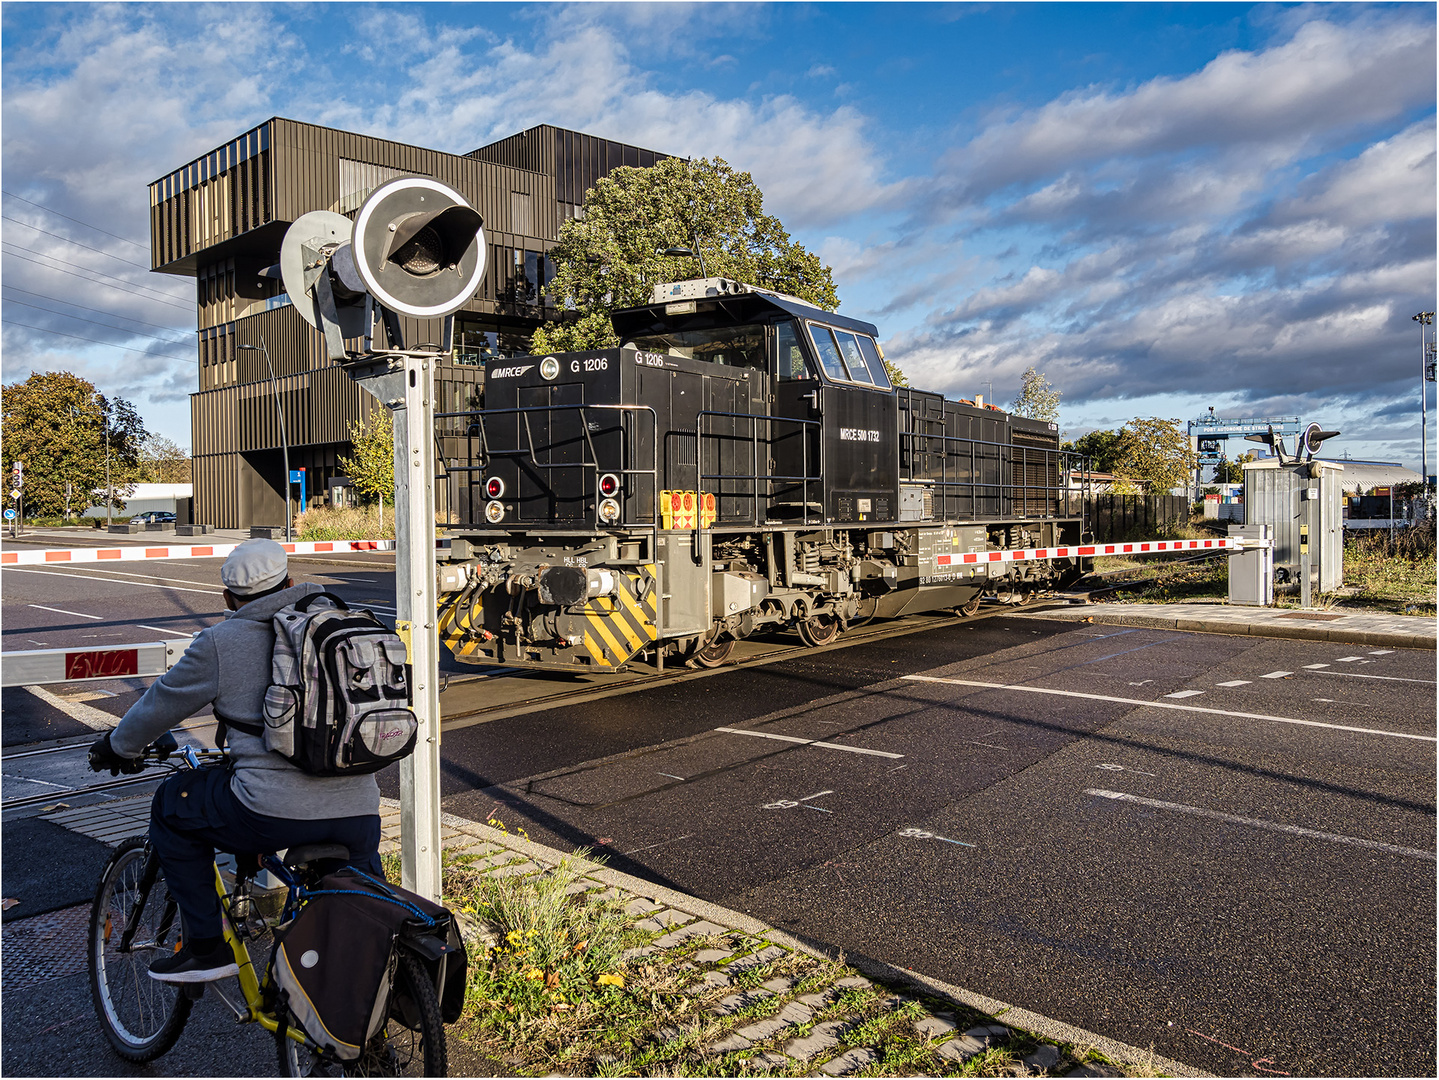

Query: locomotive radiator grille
<box><xmin>576</xmin><ymin>565</ymin><xmax>658</xmax><ymax>668</ymax></box>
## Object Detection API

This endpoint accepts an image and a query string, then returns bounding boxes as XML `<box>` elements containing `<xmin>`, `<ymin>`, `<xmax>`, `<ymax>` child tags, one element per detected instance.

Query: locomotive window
<box><xmin>855</xmin><ymin>335</ymin><xmax>892</xmax><ymax>390</ymax></box>
<box><xmin>626</xmin><ymin>324</ymin><xmax>767</xmax><ymax>370</ymax></box>
<box><xmin>806</xmin><ymin>324</ymin><xmax>852</xmax><ymax>381</ymax></box>
<box><xmin>833</xmin><ymin>330</ymin><xmax>876</xmax><ymax>386</ymax></box>
<box><xmin>776</xmin><ymin>322</ymin><xmax>812</xmax><ymax>380</ymax></box>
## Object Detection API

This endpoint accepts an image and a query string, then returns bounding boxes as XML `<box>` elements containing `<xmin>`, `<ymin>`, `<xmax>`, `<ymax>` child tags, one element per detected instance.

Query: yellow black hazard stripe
<box><xmin>578</xmin><ymin>564</ymin><xmax>658</xmax><ymax>668</ymax></box>
<box><xmin>438</xmin><ymin>591</ymin><xmax>484</xmax><ymax>661</ymax></box>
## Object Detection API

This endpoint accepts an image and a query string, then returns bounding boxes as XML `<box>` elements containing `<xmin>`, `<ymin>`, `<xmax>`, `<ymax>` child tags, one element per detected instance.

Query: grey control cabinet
<box><xmin>1242</xmin><ymin>460</ymin><xmax>1343</xmax><ymax>593</ymax></box>
<box><xmin>1226</xmin><ymin>523</ymin><xmax>1273</xmax><ymax>606</ymax></box>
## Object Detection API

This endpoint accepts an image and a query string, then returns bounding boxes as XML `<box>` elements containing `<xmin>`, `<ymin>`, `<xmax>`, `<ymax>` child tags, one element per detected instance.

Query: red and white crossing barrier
<box><xmin>1</xmin><ymin>639</ymin><xmax>190</xmax><ymax>687</ymax></box>
<box><xmin>935</xmin><ymin>536</ymin><xmax>1249</xmax><ymax>567</ymax></box>
<box><xmin>0</xmin><ymin>539</ymin><xmax>395</xmax><ymax>567</ymax></box>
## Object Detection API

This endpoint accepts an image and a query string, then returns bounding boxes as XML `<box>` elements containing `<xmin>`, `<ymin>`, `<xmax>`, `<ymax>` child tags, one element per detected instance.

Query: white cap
<box><xmin>221</xmin><ymin>539</ymin><xmax>289</xmax><ymax>596</ymax></box>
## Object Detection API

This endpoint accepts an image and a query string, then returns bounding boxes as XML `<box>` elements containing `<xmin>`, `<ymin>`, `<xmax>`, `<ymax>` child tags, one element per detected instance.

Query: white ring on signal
<box><xmin>353</xmin><ymin>177</ymin><xmax>487</xmax><ymax>319</ymax></box>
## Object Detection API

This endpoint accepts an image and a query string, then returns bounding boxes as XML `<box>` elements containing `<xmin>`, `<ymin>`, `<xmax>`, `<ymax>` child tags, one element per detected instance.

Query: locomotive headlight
<box><xmin>598</xmin><ymin>497</ymin><xmax>621</xmax><ymax>524</ymax></box>
<box><xmin>598</xmin><ymin>473</ymin><xmax>620</xmax><ymax>498</ymax></box>
<box><xmin>485</xmin><ymin>476</ymin><xmax>505</xmax><ymax>500</ymax></box>
<box><xmin>539</xmin><ymin>356</ymin><xmax>560</xmax><ymax>380</ymax></box>
<box><xmin>485</xmin><ymin>499</ymin><xmax>505</xmax><ymax>523</ymax></box>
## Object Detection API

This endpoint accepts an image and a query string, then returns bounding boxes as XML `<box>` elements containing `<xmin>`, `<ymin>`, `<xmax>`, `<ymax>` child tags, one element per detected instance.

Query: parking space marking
<box><xmin>714</xmin><ymin>726</ymin><xmax>903</xmax><ymax>759</ymax></box>
<box><xmin>1216</xmin><ymin>680</ymin><xmax>1251</xmax><ymax>687</ymax></box>
<box><xmin>1086</xmin><ymin>789</ymin><xmax>1436</xmax><ymax>861</ymax></box>
<box><xmin>1164</xmin><ymin>690</ymin><xmax>1205</xmax><ymax>699</ymax></box>
<box><xmin>1260</xmin><ymin>671</ymin><xmax>1293</xmax><ymax>679</ymax></box>
<box><xmin>902</xmin><ymin>675</ymin><xmax>1438</xmax><ymax>742</ymax></box>
<box><xmin>27</xmin><ymin>604</ymin><xmax>100</xmax><ymax>621</ymax></box>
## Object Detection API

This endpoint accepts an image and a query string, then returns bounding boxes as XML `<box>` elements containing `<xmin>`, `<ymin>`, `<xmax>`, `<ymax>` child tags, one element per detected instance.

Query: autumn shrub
<box><xmin>294</xmin><ymin>503</ymin><xmax>394</xmax><ymax>540</ymax></box>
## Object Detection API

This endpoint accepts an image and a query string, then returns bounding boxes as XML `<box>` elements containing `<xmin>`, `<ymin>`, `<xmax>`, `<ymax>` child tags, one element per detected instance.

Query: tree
<box><xmin>1212</xmin><ymin>451</ymin><xmax>1254</xmax><ymax>485</ymax></box>
<box><xmin>136</xmin><ymin>434</ymin><xmax>191</xmax><ymax>484</ymax></box>
<box><xmin>531</xmin><ymin>157</ymin><xmax>839</xmax><ymax>354</ymax></box>
<box><xmin>1010</xmin><ymin>365</ymin><xmax>1060</xmax><ymax>422</ymax></box>
<box><xmin>338</xmin><ymin>407</ymin><xmax>394</xmax><ymax>502</ymax></box>
<box><xmin>1112</xmin><ymin>417</ymin><xmax>1197</xmax><ymax>492</ymax></box>
<box><xmin>1</xmin><ymin>371</ymin><xmax>144</xmax><ymax>517</ymax></box>
<box><xmin>1062</xmin><ymin>428</ymin><xmax>1125</xmax><ymax>473</ymax></box>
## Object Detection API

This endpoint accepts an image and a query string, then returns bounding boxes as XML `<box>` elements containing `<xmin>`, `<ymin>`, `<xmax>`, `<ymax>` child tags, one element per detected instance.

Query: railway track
<box><xmin>1</xmin><ymin>599</ymin><xmax>1073</xmax><ymax>812</ymax></box>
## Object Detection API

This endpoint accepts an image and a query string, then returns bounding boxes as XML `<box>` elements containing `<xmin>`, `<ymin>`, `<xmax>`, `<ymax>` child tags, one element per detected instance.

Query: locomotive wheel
<box><xmin>957</xmin><ymin>596</ymin><xmax>982</xmax><ymax>617</ymax></box>
<box><xmin>693</xmin><ymin>633</ymin><xmax>735</xmax><ymax>668</ymax></box>
<box><xmin>1018</xmin><ymin>589</ymin><xmax>1037</xmax><ymax>606</ymax></box>
<box><xmin>796</xmin><ymin>614</ymin><xmax>841</xmax><ymax>648</ymax></box>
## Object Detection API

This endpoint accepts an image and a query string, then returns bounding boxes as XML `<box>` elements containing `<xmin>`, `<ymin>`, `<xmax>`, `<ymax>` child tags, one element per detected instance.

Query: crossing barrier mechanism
<box><xmin>1</xmin><ymin>639</ymin><xmax>189</xmax><ymax>688</ymax></box>
<box><xmin>0</xmin><ymin>538</ymin><xmax>396</xmax><ymax>567</ymax></box>
<box><xmin>933</xmin><ymin>537</ymin><xmax>1253</xmax><ymax>568</ymax></box>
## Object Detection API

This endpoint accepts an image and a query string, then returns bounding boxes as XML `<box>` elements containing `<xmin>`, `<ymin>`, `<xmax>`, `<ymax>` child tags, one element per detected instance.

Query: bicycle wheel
<box><xmin>89</xmin><ymin>836</ymin><xmax>193</xmax><ymax>1062</ymax></box>
<box><xmin>277</xmin><ymin>949</ymin><xmax>447</xmax><ymax>1077</ymax></box>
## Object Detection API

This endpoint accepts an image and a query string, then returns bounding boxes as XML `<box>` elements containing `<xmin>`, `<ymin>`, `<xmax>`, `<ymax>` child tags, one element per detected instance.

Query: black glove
<box><xmin>88</xmin><ymin>732</ymin><xmax>144</xmax><ymax>776</ymax></box>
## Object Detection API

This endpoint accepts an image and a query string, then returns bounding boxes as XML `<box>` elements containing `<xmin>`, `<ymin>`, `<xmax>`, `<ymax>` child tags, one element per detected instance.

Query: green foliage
<box><xmin>532</xmin><ymin>157</ymin><xmax>839</xmax><ymax>353</ymax></box>
<box><xmin>1062</xmin><ymin>428</ymin><xmax>1125</xmax><ymax>473</ymax></box>
<box><xmin>294</xmin><ymin>503</ymin><xmax>394</xmax><ymax>540</ymax></box>
<box><xmin>1010</xmin><ymin>365</ymin><xmax>1061</xmax><ymax>422</ymax></box>
<box><xmin>338</xmin><ymin>406</ymin><xmax>394</xmax><ymax>502</ymax></box>
<box><xmin>1112</xmin><ymin>417</ymin><xmax>1197</xmax><ymax>492</ymax></box>
<box><xmin>1</xmin><ymin>371</ymin><xmax>145</xmax><ymax>517</ymax></box>
<box><xmin>882</xmin><ymin>357</ymin><xmax>909</xmax><ymax>387</ymax></box>
<box><xmin>135</xmin><ymin>434</ymin><xmax>191</xmax><ymax>484</ymax></box>
<box><xmin>1211</xmin><ymin>451</ymin><xmax>1253</xmax><ymax>485</ymax></box>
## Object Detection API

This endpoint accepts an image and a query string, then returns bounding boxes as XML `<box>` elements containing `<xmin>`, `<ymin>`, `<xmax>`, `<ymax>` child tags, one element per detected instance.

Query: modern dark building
<box><xmin>149</xmin><ymin>119</ymin><xmax>669</xmax><ymax>528</ymax></box>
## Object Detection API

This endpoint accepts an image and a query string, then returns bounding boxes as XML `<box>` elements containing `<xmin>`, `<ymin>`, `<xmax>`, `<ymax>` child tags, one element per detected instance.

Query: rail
<box><xmin>695</xmin><ymin>409</ymin><xmax>824</xmax><ymax>526</ymax></box>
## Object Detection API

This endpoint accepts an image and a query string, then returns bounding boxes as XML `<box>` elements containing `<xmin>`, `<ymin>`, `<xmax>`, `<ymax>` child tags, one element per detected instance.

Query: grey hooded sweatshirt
<box><xmin>110</xmin><ymin>582</ymin><xmax>380</xmax><ymax>821</ymax></box>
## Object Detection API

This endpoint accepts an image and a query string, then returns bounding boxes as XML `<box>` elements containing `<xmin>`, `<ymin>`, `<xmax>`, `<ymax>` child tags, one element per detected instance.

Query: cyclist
<box><xmin>89</xmin><ymin>539</ymin><xmax>383</xmax><ymax>984</ymax></box>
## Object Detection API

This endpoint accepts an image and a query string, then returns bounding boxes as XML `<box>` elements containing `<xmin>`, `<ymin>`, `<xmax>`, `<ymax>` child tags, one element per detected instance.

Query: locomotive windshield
<box><xmin>625</xmin><ymin>324</ymin><xmax>767</xmax><ymax>371</ymax></box>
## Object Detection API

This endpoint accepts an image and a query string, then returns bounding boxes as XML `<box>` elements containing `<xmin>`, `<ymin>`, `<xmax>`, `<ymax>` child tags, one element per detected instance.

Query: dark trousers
<box><xmin>148</xmin><ymin>766</ymin><xmax>382</xmax><ymax>940</ymax></box>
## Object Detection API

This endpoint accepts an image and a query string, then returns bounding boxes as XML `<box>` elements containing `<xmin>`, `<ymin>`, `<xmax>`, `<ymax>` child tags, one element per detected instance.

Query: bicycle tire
<box><xmin>277</xmin><ymin>948</ymin><xmax>447</xmax><ymax>1077</ymax></box>
<box><xmin>88</xmin><ymin>836</ymin><xmax>193</xmax><ymax>1062</ymax></box>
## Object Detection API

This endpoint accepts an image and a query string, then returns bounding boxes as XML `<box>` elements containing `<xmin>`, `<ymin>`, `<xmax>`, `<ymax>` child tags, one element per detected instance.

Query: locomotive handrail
<box><xmin>899</xmin><ymin>426</ymin><xmax>1088</xmax><ymax>522</ymax></box>
<box><xmin>442</xmin><ymin>402</ymin><xmax>661</xmax><ymax>557</ymax></box>
<box><xmin>695</xmin><ymin>409</ymin><xmax>824</xmax><ymax>526</ymax></box>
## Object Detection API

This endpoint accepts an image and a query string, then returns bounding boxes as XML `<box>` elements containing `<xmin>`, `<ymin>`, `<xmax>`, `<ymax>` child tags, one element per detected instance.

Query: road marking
<box><xmin>11</xmin><ymin>564</ymin><xmax>219</xmax><ymax>588</ymax></box>
<box><xmin>1303</xmin><ymin>663</ymin><xmax>1330</xmax><ymax>669</ymax></box>
<box><xmin>23</xmin><ymin>685</ymin><xmax>115</xmax><ymax>731</ymax></box>
<box><xmin>1085</xmin><ymin>789</ymin><xmax>1436</xmax><ymax>861</ymax></box>
<box><xmin>1369</xmin><ymin>650</ymin><xmax>1394</xmax><ymax>656</ymax></box>
<box><xmin>1095</xmin><ymin>763</ymin><xmax>1157</xmax><ymax>776</ymax></box>
<box><xmin>1312</xmin><ymin>670</ymin><xmax>1436</xmax><ymax>685</ymax></box>
<box><xmin>621</xmin><ymin>834</ymin><xmax>693</xmax><ymax>856</ymax></box>
<box><xmin>1336</xmin><ymin>656</ymin><xmax>1364</xmax><ymax>662</ymax></box>
<box><xmin>657</xmin><ymin>773</ymin><xmax>684</xmax><ymax>781</ymax></box>
<box><xmin>714</xmin><ymin>726</ymin><xmax>903</xmax><ymax>759</ymax></box>
<box><xmin>1260</xmin><ymin>671</ymin><xmax>1293</xmax><ymax>679</ymax></box>
<box><xmin>139</xmin><ymin>625</ymin><xmax>195</xmax><ymax>637</ymax></box>
<box><xmin>799</xmin><ymin>790</ymin><xmax>834</xmax><ymax>801</ymax></box>
<box><xmin>902</xmin><ymin>675</ymin><xmax>1437</xmax><ymax>742</ymax></box>
<box><xmin>1216</xmin><ymin>680</ymin><xmax>1250</xmax><ymax>687</ymax></box>
<box><xmin>28</xmin><ymin>604</ymin><xmax>101</xmax><ymax>620</ymax></box>
<box><xmin>1164</xmin><ymin>690</ymin><xmax>1205</xmax><ymax>699</ymax></box>
<box><xmin>898</xmin><ymin>827</ymin><xmax>974</xmax><ymax>847</ymax></box>
<box><xmin>10</xmin><ymin>567</ymin><xmax>222</xmax><ymax>595</ymax></box>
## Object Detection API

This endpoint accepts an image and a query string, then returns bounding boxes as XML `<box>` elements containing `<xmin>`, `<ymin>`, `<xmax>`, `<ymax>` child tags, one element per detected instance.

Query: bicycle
<box><xmin>87</xmin><ymin>735</ymin><xmax>449</xmax><ymax>1076</ymax></box>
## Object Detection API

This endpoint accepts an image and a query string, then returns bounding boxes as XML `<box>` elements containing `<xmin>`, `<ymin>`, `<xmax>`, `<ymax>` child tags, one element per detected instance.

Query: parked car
<box><xmin>134</xmin><ymin>511</ymin><xmax>176</xmax><ymax>524</ymax></box>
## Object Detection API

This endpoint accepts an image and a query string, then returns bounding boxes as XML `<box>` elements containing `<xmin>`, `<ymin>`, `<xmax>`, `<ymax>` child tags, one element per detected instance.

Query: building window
<box><xmin>337</xmin><ymin>158</ymin><xmax>407</xmax><ymax>215</ymax></box>
<box><xmin>510</xmin><ymin>191</ymin><xmax>535</xmax><ymax>236</ymax></box>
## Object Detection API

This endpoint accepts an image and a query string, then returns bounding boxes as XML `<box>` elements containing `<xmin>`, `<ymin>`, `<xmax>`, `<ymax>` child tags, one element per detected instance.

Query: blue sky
<box><xmin>2</xmin><ymin>2</ymin><xmax>1435</xmax><ymax>470</ymax></box>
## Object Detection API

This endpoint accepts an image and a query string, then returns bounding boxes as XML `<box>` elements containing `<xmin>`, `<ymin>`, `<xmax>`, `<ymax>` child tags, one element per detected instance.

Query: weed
<box><xmin>294</xmin><ymin>502</ymin><xmax>395</xmax><ymax>540</ymax></box>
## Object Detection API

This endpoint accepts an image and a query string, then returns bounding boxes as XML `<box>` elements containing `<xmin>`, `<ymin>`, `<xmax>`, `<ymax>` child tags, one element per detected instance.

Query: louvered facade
<box><xmin>151</xmin><ymin>119</ymin><xmax>668</xmax><ymax>528</ymax></box>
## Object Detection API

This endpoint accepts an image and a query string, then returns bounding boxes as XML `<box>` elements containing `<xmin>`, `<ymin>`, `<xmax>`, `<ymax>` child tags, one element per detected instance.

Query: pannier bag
<box><xmin>270</xmin><ymin>868</ymin><xmax>467</xmax><ymax>1061</ymax></box>
<box><xmin>226</xmin><ymin>591</ymin><xmax>418</xmax><ymax>775</ymax></box>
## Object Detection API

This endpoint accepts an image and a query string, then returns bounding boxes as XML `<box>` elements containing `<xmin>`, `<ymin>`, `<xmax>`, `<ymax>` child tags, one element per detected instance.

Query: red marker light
<box><xmin>485</xmin><ymin>477</ymin><xmax>505</xmax><ymax>499</ymax></box>
<box><xmin>598</xmin><ymin>473</ymin><xmax>620</xmax><ymax>497</ymax></box>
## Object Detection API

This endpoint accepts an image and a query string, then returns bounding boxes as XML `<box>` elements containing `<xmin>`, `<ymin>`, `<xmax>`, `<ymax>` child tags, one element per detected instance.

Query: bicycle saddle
<box><xmin>282</xmin><ymin>843</ymin><xmax>351</xmax><ymax>869</ymax></box>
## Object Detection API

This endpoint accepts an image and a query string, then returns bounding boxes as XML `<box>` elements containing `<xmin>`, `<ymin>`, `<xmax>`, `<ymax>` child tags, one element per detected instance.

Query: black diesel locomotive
<box><xmin>435</xmin><ymin>278</ymin><xmax>1089</xmax><ymax>672</ymax></box>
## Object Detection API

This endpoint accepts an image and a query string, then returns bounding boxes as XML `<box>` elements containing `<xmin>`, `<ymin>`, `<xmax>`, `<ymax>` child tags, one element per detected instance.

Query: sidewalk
<box><xmin>6</xmin><ymin>793</ymin><xmax>1207</xmax><ymax>1078</ymax></box>
<box><xmin>1021</xmin><ymin>599</ymin><xmax>1435</xmax><ymax>650</ymax></box>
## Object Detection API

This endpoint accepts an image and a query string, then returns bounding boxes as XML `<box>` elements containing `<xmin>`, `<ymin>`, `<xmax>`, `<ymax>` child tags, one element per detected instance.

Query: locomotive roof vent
<box><xmin>650</xmin><ymin>277</ymin><xmax>812</xmax><ymax>310</ymax></box>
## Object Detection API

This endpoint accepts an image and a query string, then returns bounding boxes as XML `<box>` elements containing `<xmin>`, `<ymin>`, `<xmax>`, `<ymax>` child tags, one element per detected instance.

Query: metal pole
<box><xmin>1415</xmin><ymin>312</ymin><xmax>1433</xmax><ymax>484</ymax></box>
<box><xmin>104</xmin><ymin>402</ymin><xmax>112</xmax><ymax>529</ymax></box>
<box><xmin>240</xmin><ymin>339</ymin><xmax>291</xmax><ymax>540</ymax></box>
<box><xmin>393</xmin><ymin>354</ymin><xmax>442</xmax><ymax>901</ymax></box>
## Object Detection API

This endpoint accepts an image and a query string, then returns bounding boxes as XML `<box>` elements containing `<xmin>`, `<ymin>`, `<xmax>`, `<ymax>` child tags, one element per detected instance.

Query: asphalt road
<box><xmin>4</xmin><ymin>553</ymin><xmax>1435</xmax><ymax>1077</ymax></box>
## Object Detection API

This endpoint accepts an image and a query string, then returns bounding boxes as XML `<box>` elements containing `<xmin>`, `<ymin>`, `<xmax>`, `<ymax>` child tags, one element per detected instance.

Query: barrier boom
<box><xmin>2</xmin><ymin>639</ymin><xmax>190</xmax><ymax>688</ymax></box>
<box><xmin>934</xmin><ymin>537</ymin><xmax>1246</xmax><ymax>568</ymax></box>
<box><xmin>0</xmin><ymin>539</ymin><xmax>395</xmax><ymax>566</ymax></box>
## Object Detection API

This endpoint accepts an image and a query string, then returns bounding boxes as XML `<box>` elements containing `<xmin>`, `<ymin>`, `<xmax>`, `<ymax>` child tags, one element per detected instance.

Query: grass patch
<box><xmin>294</xmin><ymin>502</ymin><xmax>395</xmax><ymax>540</ymax></box>
<box><xmin>1341</xmin><ymin>530</ymin><xmax>1436</xmax><ymax>615</ymax></box>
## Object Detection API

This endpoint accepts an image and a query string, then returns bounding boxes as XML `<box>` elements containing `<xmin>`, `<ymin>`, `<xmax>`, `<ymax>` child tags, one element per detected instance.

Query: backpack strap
<box><xmin>213</xmin><ymin>710</ymin><xmax>263</xmax><ymax>750</ymax></box>
<box><xmin>294</xmin><ymin>591</ymin><xmax>349</xmax><ymax>613</ymax></box>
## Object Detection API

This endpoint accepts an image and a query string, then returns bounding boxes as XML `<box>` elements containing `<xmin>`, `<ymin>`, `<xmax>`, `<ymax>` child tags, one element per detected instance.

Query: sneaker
<box><xmin>148</xmin><ymin>942</ymin><xmax>239</xmax><ymax>983</ymax></box>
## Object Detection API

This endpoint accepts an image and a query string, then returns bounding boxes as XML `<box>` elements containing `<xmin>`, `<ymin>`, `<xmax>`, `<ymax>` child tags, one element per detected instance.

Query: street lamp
<box><xmin>238</xmin><ymin>337</ymin><xmax>292</xmax><ymax>541</ymax></box>
<box><xmin>88</xmin><ymin>396</ymin><xmax>114</xmax><ymax>528</ymax></box>
<box><xmin>1414</xmin><ymin>312</ymin><xmax>1434</xmax><ymax>486</ymax></box>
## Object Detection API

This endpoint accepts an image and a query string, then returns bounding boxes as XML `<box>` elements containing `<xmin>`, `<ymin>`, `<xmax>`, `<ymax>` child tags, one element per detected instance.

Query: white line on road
<box><xmin>23</xmin><ymin>684</ymin><xmax>116</xmax><ymax>731</ymax></box>
<box><xmin>12</xmin><ymin>564</ymin><xmax>219</xmax><ymax>587</ymax></box>
<box><xmin>28</xmin><ymin>604</ymin><xmax>100</xmax><ymax>620</ymax></box>
<box><xmin>714</xmin><ymin>726</ymin><xmax>904</xmax><ymax>759</ymax></box>
<box><xmin>1164</xmin><ymin>690</ymin><xmax>1205</xmax><ymax>699</ymax></box>
<box><xmin>902</xmin><ymin>675</ymin><xmax>1437</xmax><ymax>743</ymax></box>
<box><xmin>1216</xmin><ymin>680</ymin><xmax>1251</xmax><ymax>687</ymax></box>
<box><xmin>1304</xmin><ymin>664</ymin><xmax>1330</xmax><ymax>669</ymax></box>
<box><xmin>800</xmin><ymin>790</ymin><xmax>834</xmax><ymax>801</ymax></box>
<box><xmin>1085</xmin><ymin>788</ymin><xmax>1436</xmax><ymax>861</ymax></box>
<box><xmin>1312</xmin><ymin>670</ymin><xmax>1436</xmax><ymax>685</ymax></box>
<box><xmin>139</xmin><ymin>625</ymin><xmax>195</xmax><ymax>637</ymax></box>
<box><xmin>10</xmin><ymin>567</ymin><xmax>222</xmax><ymax>595</ymax></box>
<box><xmin>1336</xmin><ymin>656</ymin><xmax>1364</xmax><ymax>662</ymax></box>
<box><xmin>622</xmin><ymin>834</ymin><xmax>694</xmax><ymax>856</ymax></box>
<box><xmin>1260</xmin><ymin>671</ymin><xmax>1293</xmax><ymax>679</ymax></box>
<box><xmin>1369</xmin><ymin>650</ymin><xmax>1395</xmax><ymax>656</ymax></box>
